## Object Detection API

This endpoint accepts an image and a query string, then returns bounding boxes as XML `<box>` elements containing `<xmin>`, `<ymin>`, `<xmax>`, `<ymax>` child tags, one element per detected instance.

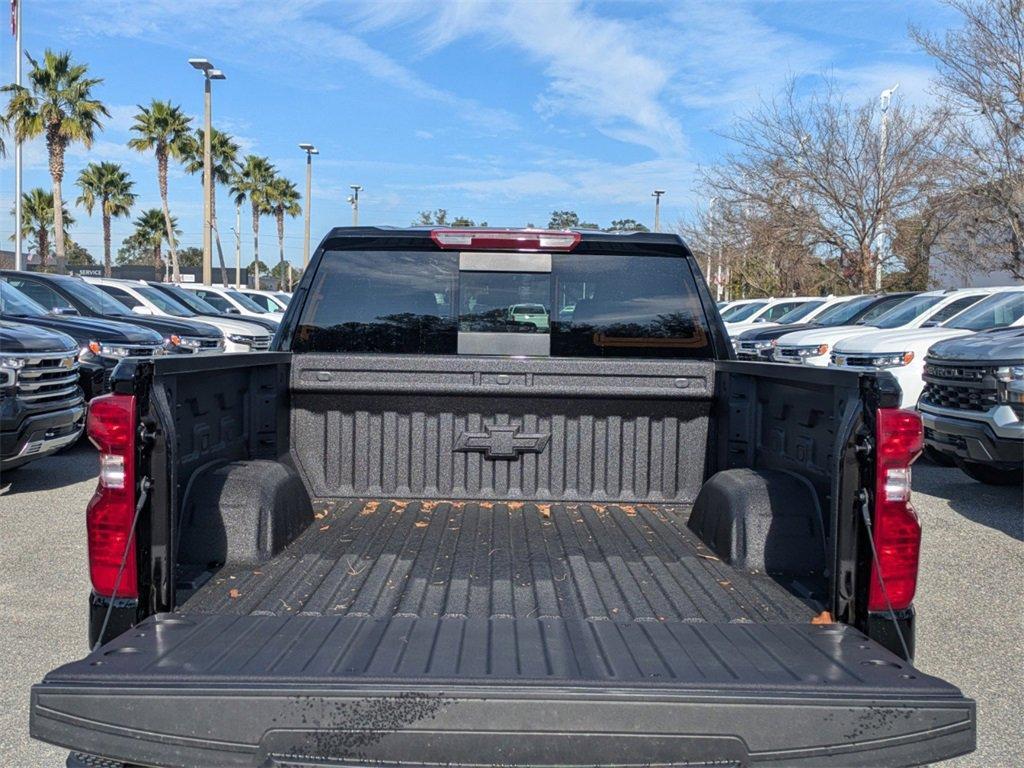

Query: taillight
<box><xmin>430</xmin><ymin>228</ymin><xmax>581</xmax><ymax>252</ymax></box>
<box><xmin>85</xmin><ymin>394</ymin><xmax>138</xmax><ymax>599</ymax></box>
<box><xmin>868</xmin><ymin>408</ymin><xmax>924</xmax><ymax>612</ymax></box>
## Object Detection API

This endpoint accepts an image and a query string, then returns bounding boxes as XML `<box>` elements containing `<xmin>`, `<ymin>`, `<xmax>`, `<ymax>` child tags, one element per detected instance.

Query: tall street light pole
<box><xmin>652</xmin><ymin>189</ymin><xmax>665</xmax><ymax>232</ymax></box>
<box><xmin>876</xmin><ymin>84</ymin><xmax>898</xmax><ymax>291</ymax></box>
<box><xmin>13</xmin><ymin>0</ymin><xmax>23</xmax><ymax>270</ymax></box>
<box><xmin>189</xmin><ymin>58</ymin><xmax>225</xmax><ymax>285</ymax></box>
<box><xmin>299</xmin><ymin>143</ymin><xmax>318</xmax><ymax>269</ymax></box>
<box><xmin>348</xmin><ymin>185</ymin><xmax>362</xmax><ymax>226</ymax></box>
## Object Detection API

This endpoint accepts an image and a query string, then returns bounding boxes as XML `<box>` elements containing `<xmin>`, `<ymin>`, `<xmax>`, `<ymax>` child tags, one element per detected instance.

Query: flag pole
<box><xmin>13</xmin><ymin>0</ymin><xmax>23</xmax><ymax>271</ymax></box>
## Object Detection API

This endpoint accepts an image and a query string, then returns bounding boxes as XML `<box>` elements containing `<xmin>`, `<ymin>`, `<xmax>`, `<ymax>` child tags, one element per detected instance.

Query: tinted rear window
<box><xmin>293</xmin><ymin>249</ymin><xmax>711</xmax><ymax>358</ymax></box>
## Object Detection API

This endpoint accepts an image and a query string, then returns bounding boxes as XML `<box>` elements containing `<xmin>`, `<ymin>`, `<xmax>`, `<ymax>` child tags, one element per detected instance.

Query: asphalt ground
<box><xmin>1</xmin><ymin>442</ymin><xmax>1021</xmax><ymax>767</ymax></box>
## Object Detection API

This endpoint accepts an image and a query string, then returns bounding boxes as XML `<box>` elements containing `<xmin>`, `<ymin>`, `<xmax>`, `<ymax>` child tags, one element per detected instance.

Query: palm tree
<box><xmin>2</xmin><ymin>50</ymin><xmax>108</xmax><ymax>263</ymax></box>
<box><xmin>131</xmin><ymin>208</ymin><xmax>179</xmax><ymax>280</ymax></box>
<box><xmin>127</xmin><ymin>100</ymin><xmax>192</xmax><ymax>281</ymax></box>
<box><xmin>233</xmin><ymin>155</ymin><xmax>275</xmax><ymax>289</ymax></box>
<box><xmin>10</xmin><ymin>187</ymin><xmax>75</xmax><ymax>269</ymax></box>
<box><xmin>266</xmin><ymin>174</ymin><xmax>302</xmax><ymax>290</ymax></box>
<box><xmin>178</xmin><ymin>127</ymin><xmax>239</xmax><ymax>285</ymax></box>
<box><xmin>75</xmin><ymin>162</ymin><xmax>136</xmax><ymax>277</ymax></box>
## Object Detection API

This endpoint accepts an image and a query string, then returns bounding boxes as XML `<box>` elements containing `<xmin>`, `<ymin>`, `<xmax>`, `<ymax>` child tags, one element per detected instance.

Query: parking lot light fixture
<box><xmin>190</xmin><ymin>57</ymin><xmax>226</xmax><ymax>285</ymax></box>
<box><xmin>299</xmin><ymin>144</ymin><xmax>319</xmax><ymax>268</ymax></box>
<box><xmin>652</xmin><ymin>189</ymin><xmax>666</xmax><ymax>232</ymax></box>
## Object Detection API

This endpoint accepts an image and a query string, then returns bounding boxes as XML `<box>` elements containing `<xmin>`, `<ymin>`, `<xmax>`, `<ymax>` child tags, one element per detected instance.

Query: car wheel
<box><xmin>958</xmin><ymin>461</ymin><xmax>1023</xmax><ymax>486</ymax></box>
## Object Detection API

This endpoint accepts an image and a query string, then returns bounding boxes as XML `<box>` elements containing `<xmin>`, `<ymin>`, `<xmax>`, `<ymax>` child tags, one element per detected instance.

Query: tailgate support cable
<box><xmin>92</xmin><ymin>476</ymin><xmax>152</xmax><ymax>652</ymax></box>
<box><xmin>857</xmin><ymin>489</ymin><xmax>911</xmax><ymax>661</ymax></box>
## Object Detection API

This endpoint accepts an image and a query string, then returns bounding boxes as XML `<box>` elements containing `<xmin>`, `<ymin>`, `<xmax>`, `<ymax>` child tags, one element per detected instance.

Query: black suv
<box><xmin>1</xmin><ymin>321</ymin><xmax>86</xmax><ymax>471</ymax></box>
<box><xmin>0</xmin><ymin>271</ymin><xmax>224</xmax><ymax>354</ymax></box>
<box><xmin>1</xmin><ymin>280</ymin><xmax>165</xmax><ymax>400</ymax></box>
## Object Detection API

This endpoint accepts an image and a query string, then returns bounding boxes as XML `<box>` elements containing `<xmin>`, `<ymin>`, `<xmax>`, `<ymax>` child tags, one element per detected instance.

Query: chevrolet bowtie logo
<box><xmin>453</xmin><ymin>425</ymin><xmax>551</xmax><ymax>460</ymax></box>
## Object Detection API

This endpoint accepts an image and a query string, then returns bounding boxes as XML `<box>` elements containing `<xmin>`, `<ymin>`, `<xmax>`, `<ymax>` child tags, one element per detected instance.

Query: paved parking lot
<box><xmin>0</xmin><ymin>442</ymin><xmax>1021</xmax><ymax>767</ymax></box>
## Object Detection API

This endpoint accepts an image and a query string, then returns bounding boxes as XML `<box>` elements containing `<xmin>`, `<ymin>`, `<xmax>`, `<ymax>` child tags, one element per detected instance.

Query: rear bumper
<box><xmin>921</xmin><ymin>410</ymin><xmax>1024</xmax><ymax>467</ymax></box>
<box><xmin>33</xmin><ymin>614</ymin><xmax>976</xmax><ymax>768</ymax></box>
<box><xmin>0</xmin><ymin>400</ymin><xmax>85</xmax><ymax>469</ymax></box>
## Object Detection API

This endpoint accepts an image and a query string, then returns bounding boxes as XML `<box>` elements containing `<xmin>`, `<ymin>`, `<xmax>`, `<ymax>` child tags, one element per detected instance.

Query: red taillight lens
<box><xmin>868</xmin><ymin>408</ymin><xmax>924</xmax><ymax>612</ymax></box>
<box><xmin>430</xmin><ymin>228</ymin><xmax>581</xmax><ymax>252</ymax></box>
<box><xmin>86</xmin><ymin>394</ymin><xmax>138</xmax><ymax>599</ymax></box>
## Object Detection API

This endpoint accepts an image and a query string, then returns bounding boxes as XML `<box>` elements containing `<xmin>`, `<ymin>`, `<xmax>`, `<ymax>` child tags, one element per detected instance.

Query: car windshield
<box><xmin>135</xmin><ymin>284</ymin><xmax>192</xmax><ymax>316</ymax></box>
<box><xmin>870</xmin><ymin>294</ymin><xmax>943</xmax><ymax>329</ymax></box>
<box><xmin>61</xmin><ymin>278</ymin><xmax>133</xmax><ymax>316</ymax></box>
<box><xmin>227</xmin><ymin>290</ymin><xmax>269</xmax><ymax>313</ymax></box>
<box><xmin>724</xmin><ymin>301</ymin><xmax>767</xmax><ymax>322</ymax></box>
<box><xmin>156</xmin><ymin>284</ymin><xmax>219</xmax><ymax>314</ymax></box>
<box><xmin>775</xmin><ymin>300</ymin><xmax>826</xmax><ymax>323</ymax></box>
<box><xmin>812</xmin><ymin>295</ymin><xmax>875</xmax><ymax>325</ymax></box>
<box><xmin>946</xmin><ymin>291</ymin><xmax>1024</xmax><ymax>330</ymax></box>
<box><xmin>0</xmin><ymin>281</ymin><xmax>48</xmax><ymax>317</ymax></box>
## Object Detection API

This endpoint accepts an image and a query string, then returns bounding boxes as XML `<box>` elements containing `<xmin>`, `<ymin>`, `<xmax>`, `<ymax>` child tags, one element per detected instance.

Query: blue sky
<box><xmin>1</xmin><ymin>0</ymin><xmax>959</xmax><ymax>267</ymax></box>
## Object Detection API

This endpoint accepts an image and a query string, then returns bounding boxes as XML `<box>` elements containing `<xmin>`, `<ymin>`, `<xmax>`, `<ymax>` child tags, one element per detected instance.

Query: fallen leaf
<box><xmin>811</xmin><ymin>611</ymin><xmax>834</xmax><ymax>625</ymax></box>
<box><xmin>414</xmin><ymin>520</ymin><xmax>429</xmax><ymax>528</ymax></box>
<box><xmin>538</xmin><ymin>503</ymin><xmax>551</xmax><ymax>519</ymax></box>
<box><xmin>228</xmin><ymin>588</ymin><xmax>241</xmax><ymax>599</ymax></box>
<box><xmin>361</xmin><ymin>500</ymin><xmax>380</xmax><ymax>515</ymax></box>
<box><xmin>320</xmin><ymin>524</ymin><xmax>331</xmax><ymax>531</ymax></box>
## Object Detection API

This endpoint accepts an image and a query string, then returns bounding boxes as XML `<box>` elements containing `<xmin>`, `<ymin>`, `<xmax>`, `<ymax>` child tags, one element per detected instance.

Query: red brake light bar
<box><xmin>431</xmin><ymin>228</ymin><xmax>581</xmax><ymax>252</ymax></box>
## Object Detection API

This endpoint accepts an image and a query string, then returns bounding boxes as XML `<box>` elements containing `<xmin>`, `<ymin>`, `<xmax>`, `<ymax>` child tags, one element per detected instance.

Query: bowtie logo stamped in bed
<box><xmin>453</xmin><ymin>425</ymin><xmax>551</xmax><ymax>460</ymax></box>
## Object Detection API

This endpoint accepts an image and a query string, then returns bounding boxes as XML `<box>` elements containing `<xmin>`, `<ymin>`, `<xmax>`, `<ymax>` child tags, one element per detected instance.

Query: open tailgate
<box><xmin>33</xmin><ymin>613</ymin><xmax>974</xmax><ymax>767</ymax></box>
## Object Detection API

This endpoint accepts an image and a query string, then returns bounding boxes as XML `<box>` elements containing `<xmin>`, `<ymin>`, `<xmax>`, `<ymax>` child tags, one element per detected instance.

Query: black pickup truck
<box><xmin>1</xmin><ymin>320</ymin><xmax>85</xmax><ymax>470</ymax></box>
<box><xmin>32</xmin><ymin>228</ymin><xmax>975</xmax><ymax>768</ymax></box>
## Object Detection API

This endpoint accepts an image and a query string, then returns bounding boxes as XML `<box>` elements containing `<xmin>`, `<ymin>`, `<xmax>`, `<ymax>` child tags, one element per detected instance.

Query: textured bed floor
<box><xmin>182</xmin><ymin>498</ymin><xmax>814</xmax><ymax>625</ymax></box>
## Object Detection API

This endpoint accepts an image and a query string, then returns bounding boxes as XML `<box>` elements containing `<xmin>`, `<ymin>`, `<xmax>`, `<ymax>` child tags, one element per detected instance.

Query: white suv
<box><xmin>830</xmin><ymin>288</ymin><xmax>1024</xmax><ymax>408</ymax></box>
<box><xmin>773</xmin><ymin>288</ymin><xmax>997</xmax><ymax>367</ymax></box>
<box><xmin>177</xmin><ymin>284</ymin><xmax>285</xmax><ymax>323</ymax></box>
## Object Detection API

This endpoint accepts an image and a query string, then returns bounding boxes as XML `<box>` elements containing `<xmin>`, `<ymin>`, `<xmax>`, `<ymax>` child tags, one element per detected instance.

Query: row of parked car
<box><xmin>0</xmin><ymin>270</ymin><xmax>291</xmax><ymax>472</ymax></box>
<box><xmin>719</xmin><ymin>287</ymin><xmax>1024</xmax><ymax>486</ymax></box>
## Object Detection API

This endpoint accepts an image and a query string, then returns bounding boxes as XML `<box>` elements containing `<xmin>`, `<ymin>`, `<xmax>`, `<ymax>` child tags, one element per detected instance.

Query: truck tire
<box><xmin>958</xmin><ymin>461</ymin><xmax>1023</xmax><ymax>486</ymax></box>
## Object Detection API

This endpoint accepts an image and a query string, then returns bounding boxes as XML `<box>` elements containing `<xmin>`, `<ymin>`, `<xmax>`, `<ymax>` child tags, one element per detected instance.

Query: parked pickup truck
<box><xmin>31</xmin><ymin>228</ymin><xmax>976</xmax><ymax>768</ymax></box>
<box><xmin>919</xmin><ymin>326</ymin><xmax>1024</xmax><ymax>485</ymax></box>
<box><xmin>1</xmin><ymin>320</ymin><xmax>85</xmax><ymax>470</ymax></box>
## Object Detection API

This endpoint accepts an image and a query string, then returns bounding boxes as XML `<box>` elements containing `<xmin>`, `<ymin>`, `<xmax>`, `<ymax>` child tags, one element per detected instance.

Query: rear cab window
<box><xmin>293</xmin><ymin>246</ymin><xmax>712</xmax><ymax>359</ymax></box>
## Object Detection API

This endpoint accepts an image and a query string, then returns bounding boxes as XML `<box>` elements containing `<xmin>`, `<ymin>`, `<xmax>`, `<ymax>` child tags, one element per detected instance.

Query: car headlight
<box><xmin>0</xmin><ymin>356</ymin><xmax>27</xmax><ymax>370</ymax></box>
<box><xmin>854</xmin><ymin>351</ymin><xmax>915</xmax><ymax>368</ymax></box>
<box><xmin>749</xmin><ymin>339</ymin><xmax>775</xmax><ymax>350</ymax></box>
<box><xmin>996</xmin><ymin>365</ymin><xmax>1024</xmax><ymax>407</ymax></box>
<box><xmin>84</xmin><ymin>341</ymin><xmax>134</xmax><ymax>358</ymax></box>
<box><xmin>794</xmin><ymin>343</ymin><xmax>830</xmax><ymax>358</ymax></box>
<box><xmin>176</xmin><ymin>336</ymin><xmax>205</xmax><ymax>349</ymax></box>
<box><xmin>227</xmin><ymin>333</ymin><xmax>254</xmax><ymax>346</ymax></box>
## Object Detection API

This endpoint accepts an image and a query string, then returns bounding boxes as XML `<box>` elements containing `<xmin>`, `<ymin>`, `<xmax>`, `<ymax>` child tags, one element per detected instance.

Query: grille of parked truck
<box><xmin>29</xmin><ymin>228</ymin><xmax>976</xmax><ymax>768</ymax></box>
<box><xmin>919</xmin><ymin>326</ymin><xmax>1024</xmax><ymax>486</ymax></box>
<box><xmin>1</xmin><ymin>321</ymin><xmax>86</xmax><ymax>470</ymax></box>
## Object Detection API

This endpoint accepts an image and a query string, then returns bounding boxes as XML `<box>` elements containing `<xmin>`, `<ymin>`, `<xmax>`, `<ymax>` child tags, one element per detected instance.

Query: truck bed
<box><xmin>36</xmin><ymin>497</ymin><xmax>974</xmax><ymax>767</ymax></box>
<box><xmin>182</xmin><ymin>498</ymin><xmax>815</xmax><ymax>627</ymax></box>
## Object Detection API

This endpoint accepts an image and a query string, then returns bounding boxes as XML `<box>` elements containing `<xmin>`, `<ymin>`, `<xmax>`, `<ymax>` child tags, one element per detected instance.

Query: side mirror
<box><xmin>131</xmin><ymin>305</ymin><xmax>155</xmax><ymax>316</ymax></box>
<box><xmin>226</xmin><ymin>307</ymin><xmax>241</xmax><ymax>315</ymax></box>
<box><xmin>921</xmin><ymin>319</ymin><xmax>939</xmax><ymax>328</ymax></box>
<box><xmin>52</xmin><ymin>307</ymin><xmax>79</xmax><ymax>316</ymax></box>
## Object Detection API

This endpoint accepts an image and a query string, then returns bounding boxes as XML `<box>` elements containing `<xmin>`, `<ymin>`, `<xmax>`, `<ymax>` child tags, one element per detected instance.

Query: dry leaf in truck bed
<box><xmin>360</xmin><ymin>500</ymin><xmax>380</xmax><ymax>515</ymax></box>
<box><xmin>811</xmin><ymin>611</ymin><xmax>834</xmax><ymax>625</ymax></box>
<box><xmin>414</xmin><ymin>520</ymin><xmax>429</xmax><ymax>528</ymax></box>
<box><xmin>228</xmin><ymin>588</ymin><xmax>241</xmax><ymax>599</ymax></box>
<box><xmin>538</xmin><ymin>503</ymin><xmax>551</xmax><ymax>519</ymax></box>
